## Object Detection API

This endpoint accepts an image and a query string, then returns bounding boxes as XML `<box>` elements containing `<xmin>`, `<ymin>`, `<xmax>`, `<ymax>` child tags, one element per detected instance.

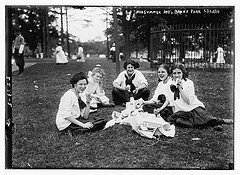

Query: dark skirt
<box><xmin>167</xmin><ymin>107</ymin><xmax>225</xmax><ymax>128</ymax></box>
<box><xmin>14</xmin><ymin>49</ymin><xmax>25</xmax><ymax>67</ymax></box>
<box><xmin>61</xmin><ymin>115</ymin><xmax>107</xmax><ymax>135</ymax></box>
<box><xmin>142</xmin><ymin>103</ymin><xmax>173</xmax><ymax>121</ymax></box>
<box><xmin>112</xmin><ymin>87</ymin><xmax>150</xmax><ymax>105</ymax></box>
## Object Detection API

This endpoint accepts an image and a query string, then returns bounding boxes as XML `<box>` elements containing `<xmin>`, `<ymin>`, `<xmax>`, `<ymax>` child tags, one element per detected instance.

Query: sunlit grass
<box><xmin>11</xmin><ymin>58</ymin><xmax>234</xmax><ymax>169</ymax></box>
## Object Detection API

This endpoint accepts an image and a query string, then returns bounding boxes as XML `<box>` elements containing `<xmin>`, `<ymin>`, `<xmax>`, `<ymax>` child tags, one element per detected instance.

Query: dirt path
<box><xmin>12</xmin><ymin>62</ymin><xmax>36</xmax><ymax>72</ymax></box>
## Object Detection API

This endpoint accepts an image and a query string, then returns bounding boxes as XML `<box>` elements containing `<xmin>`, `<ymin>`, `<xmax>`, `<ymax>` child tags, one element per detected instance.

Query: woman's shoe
<box><xmin>121</xmin><ymin>103</ymin><xmax>126</xmax><ymax>107</ymax></box>
<box><xmin>213</xmin><ymin>125</ymin><xmax>223</xmax><ymax>131</ymax></box>
<box><xmin>223</xmin><ymin>119</ymin><xmax>233</xmax><ymax>124</ymax></box>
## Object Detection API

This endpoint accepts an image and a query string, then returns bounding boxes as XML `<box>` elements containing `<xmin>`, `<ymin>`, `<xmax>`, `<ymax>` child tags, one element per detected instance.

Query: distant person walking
<box><xmin>36</xmin><ymin>43</ymin><xmax>43</xmax><ymax>59</ymax></box>
<box><xmin>110</xmin><ymin>43</ymin><xmax>116</xmax><ymax>62</ymax></box>
<box><xmin>53</xmin><ymin>43</ymin><xmax>68</xmax><ymax>65</ymax></box>
<box><xmin>12</xmin><ymin>29</ymin><xmax>25</xmax><ymax>75</ymax></box>
<box><xmin>77</xmin><ymin>44</ymin><xmax>85</xmax><ymax>62</ymax></box>
<box><xmin>215</xmin><ymin>44</ymin><xmax>225</xmax><ymax>65</ymax></box>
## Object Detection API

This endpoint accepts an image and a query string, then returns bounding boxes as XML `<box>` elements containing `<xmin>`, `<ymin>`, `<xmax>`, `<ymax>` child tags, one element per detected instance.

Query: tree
<box><xmin>106</xmin><ymin>6</ymin><xmax>233</xmax><ymax>61</ymax></box>
<box><xmin>9</xmin><ymin>6</ymin><xmax>59</xmax><ymax>57</ymax></box>
<box><xmin>107</xmin><ymin>7</ymin><xmax>168</xmax><ymax>60</ymax></box>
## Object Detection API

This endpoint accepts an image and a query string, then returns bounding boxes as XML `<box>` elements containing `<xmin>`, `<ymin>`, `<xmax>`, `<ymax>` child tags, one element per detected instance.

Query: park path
<box><xmin>11</xmin><ymin>56</ymin><xmax>103</xmax><ymax>72</ymax></box>
<box><xmin>11</xmin><ymin>57</ymin><xmax>155</xmax><ymax>73</ymax></box>
<box><xmin>12</xmin><ymin>62</ymin><xmax>36</xmax><ymax>72</ymax></box>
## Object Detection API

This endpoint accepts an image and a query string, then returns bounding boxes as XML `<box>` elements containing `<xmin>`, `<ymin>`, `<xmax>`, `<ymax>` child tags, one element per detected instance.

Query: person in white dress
<box><xmin>77</xmin><ymin>44</ymin><xmax>85</xmax><ymax>62</ymax></box>
<box><xmin>54</xmin><ymin>43</ymin><xmax>68</xmax><ymax>65</ymax></box>
<box><xmin>215</xmin><ymin>44</ymin><xmax>225</xmax><ymax>64</ymax></box>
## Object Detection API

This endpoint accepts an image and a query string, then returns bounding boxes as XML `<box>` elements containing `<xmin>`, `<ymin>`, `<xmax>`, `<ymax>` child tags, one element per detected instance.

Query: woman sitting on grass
<box><xmin>112</xmin><ymin>60</ymin><xmax>150</xmax><ymax>106</ymax></box>
<box><xmin>140</xmin><ymin>63</ymin><xmax>173</xmax><ymax>120</ymax></box>
<box><xmin>56</xmin><ymin>72</ymin><xmax>107</xmax><ymax>136</ymax></box>
<box><xmin>86</xmin><ymin>65</ymin><xmax>115</xmax><ymax>110</ymax></box>
<box><xmin>166</xmin><ymin>63</ymin><xmax>233</xmax><ymax>128</ymax></box>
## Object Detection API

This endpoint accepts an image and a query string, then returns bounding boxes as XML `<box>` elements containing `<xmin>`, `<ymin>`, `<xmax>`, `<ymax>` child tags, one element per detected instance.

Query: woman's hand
<box><xmin>133</xmin><ymin>88</ymin><xmax>139</xmax><ymax>94</ymax></box>
<box><xmin>176</xmin><ymin>79</ymin><xmax>183</xmax><ymax>90</ymax></box>
<box><xmin>98</xmin><ymin>79</ymin><xmax>103</xmax><ymax>86</ymax></box>
<box><xmin>136</xmin><ymin>100</ymin><xmax>144</xmax><ymax>107</ymax></box>
<box><xmin>125</xmin><ymin>85</ymin><xmax>130</xmax><ymax>91</ymax></box>
<box><xmin>86</xmin><ymin>94</ymin><xmax>92</xmax><ymax>104</ymax></box>
<box><xmin>83</xmin><ymin>122</ymin><xmax>94</xmax><ymax>129</ymax></box>
<box><xmin>154</xmin><ymin>108</ymin><xmax>161</xmax><ymax>115</ymax></box>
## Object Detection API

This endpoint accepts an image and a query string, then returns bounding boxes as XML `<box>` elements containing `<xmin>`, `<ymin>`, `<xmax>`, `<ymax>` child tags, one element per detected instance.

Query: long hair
<box><xmin>170</xmin><ymin>63</ymin><xmax>188</xmax><ymax>81</ymax></box>
<box><xmin>70</xmin><ymin>72</ymin><xmax>88</xmax><ymax>88</ymax></box>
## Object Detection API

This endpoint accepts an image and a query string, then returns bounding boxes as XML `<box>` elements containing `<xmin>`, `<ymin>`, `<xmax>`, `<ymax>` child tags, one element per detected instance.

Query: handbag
<box><xmin>77</xmin><ymin>55</ymin><xmax>82</xmax><ymax>60</ymax></box>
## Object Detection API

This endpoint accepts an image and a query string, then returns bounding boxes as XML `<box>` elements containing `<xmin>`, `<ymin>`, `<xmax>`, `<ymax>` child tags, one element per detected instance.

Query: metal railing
<box><xmin>150</xmin><ymin>23</ymin><xmax>234</xmax><ymax>69</ymax></box>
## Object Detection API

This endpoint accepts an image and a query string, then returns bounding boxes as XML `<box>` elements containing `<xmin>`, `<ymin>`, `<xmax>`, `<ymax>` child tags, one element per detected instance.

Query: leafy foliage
<box><xmin>9</xmin><ymin>6</ymin><xmax>59</xmax><ymax>50</ymax></box>
<box><xmin>106</xmin><ymin>6</ymin><xmax>234</xmax><ymax>59</ymax></box>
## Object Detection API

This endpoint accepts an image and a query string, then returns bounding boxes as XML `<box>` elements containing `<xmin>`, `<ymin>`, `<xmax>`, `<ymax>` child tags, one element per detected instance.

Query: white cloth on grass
<box><xmin>105</xmin><ymin>109</ymin><xmax>175</xmax><ymax>139</ymax></box>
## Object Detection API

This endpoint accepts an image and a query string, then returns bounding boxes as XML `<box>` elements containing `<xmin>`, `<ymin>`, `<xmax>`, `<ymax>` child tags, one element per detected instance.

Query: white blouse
<box><xmin>56</xmin><ymin>89</ymin><xmax>83</xmax><ymax>131</ymax></box>
<box><xmin>150</xmin><ymin>80</ymin><xmax>171</xmax><ymax>103</ymax></box>
<box><xmin>168</xmin><ymin>78</ymin><xmax>205</xmax><ymax>112</ymax></box>
<box><xmin>113</xmin><ymin>70</ymin><xmax>148</xmax><ymax>89</ymax></box>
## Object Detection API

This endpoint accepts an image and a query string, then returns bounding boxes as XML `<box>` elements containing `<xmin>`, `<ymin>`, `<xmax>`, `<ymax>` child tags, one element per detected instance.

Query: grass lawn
<box><xmin>11</xmin><ymin>58</ymin><xmax>234</xmax><ymax>169</ymax></box>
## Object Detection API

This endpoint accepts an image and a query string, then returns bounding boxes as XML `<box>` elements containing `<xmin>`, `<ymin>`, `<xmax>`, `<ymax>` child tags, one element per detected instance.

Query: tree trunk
<box><xmin>45</xmin><ymin>7</ymin><xmax>50</xmax><ymax>58</ymax></box>
<box><xmin>60</xmin><ymin>7</ymin><xmax>64</xmax><ymax>46</ymax></box>
<box><xmin>179</xmin><ymin>31</ymin><xmax>184</xmax><ymax>62</ymax></box>
<box><xmin>42</xmin><ymin>8</ymin><xmax>46</xmax><ymax>58</ymax></box>
<box><xmin>147</xmin><ymin>20</ymin><xmax>151</xmax><ymax>62</ymax></box>
<box><xmin>66</xmin><ymin>7</ymin><xmax>70</xmax><ymax>58</ymax></box>
<box><xmin>124</xmin><ymin>30</ymin><xmax>131</xmax><ymax>60</ymax></box>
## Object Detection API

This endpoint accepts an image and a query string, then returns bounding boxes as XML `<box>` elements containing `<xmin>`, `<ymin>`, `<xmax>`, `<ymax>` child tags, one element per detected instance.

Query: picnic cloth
<box><xmin>104</xmin><ymin>108</ymin><xmax>175</xmax><ymax>139</ymax></box>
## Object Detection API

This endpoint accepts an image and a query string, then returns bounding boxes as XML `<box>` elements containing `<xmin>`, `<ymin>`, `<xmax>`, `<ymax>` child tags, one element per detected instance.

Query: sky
<box><xmin>58</xmin><ymin>7</ymin><xmax>112</xmax><ymax>42</ymax></box>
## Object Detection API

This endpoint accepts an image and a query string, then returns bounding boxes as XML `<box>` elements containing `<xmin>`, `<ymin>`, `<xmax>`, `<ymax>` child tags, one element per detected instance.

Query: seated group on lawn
<box><xmin>56</xmin><ymin>60</ymin><xmax>233</xmax><ymax>136</ymax></box>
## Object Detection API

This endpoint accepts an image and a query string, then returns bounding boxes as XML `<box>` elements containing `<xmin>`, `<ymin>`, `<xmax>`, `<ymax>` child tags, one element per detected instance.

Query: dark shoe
<box><xmin>90</xmin><ymin>109</ymin><xmax>98</xmax><ymax>113</ymax></box>
<box><xmin>67</xmin><ymin>130</ymin><xmax>73</xmax><ymax>138</ymax></box>
<box><xmin>121</xmin><ymin>103</ymin><xmax>126</xmax><ymax>107</ymax></box>
<box><xmin>213</xmin><ymin>125</ymin><xmax>223</xmax><ymax>131</ymax></box>
<box><xmin>98</xmin><ymin>103</ymin><xmax>115</xmax><ymax>107</ymax></box>
<box><xmin>17</xmin><ymin>72</ymin><xmax>24</xmax><ymax>76</ymax></box>
<box><xmin>90</xmin><ymin>106</ymin><xmax>97</xmax><ymax>110</ymax></box>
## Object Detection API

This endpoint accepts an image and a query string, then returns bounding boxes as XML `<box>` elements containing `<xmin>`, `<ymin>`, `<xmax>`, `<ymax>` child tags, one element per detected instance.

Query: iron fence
<box><xmin>150</xmin><ymin>23</ymin><xmax>234</xmax><ymax>69</ymax></box>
